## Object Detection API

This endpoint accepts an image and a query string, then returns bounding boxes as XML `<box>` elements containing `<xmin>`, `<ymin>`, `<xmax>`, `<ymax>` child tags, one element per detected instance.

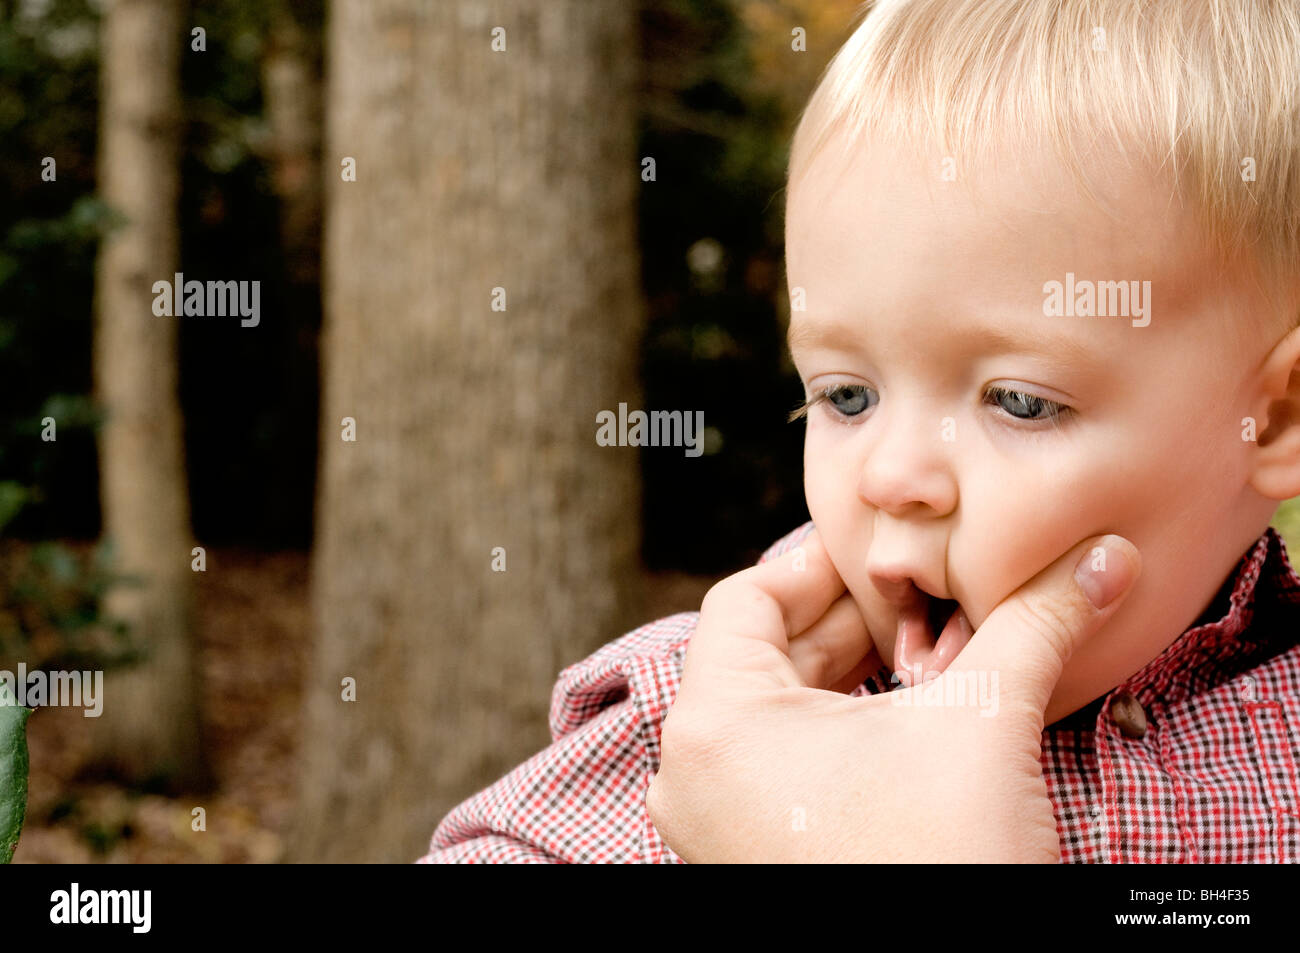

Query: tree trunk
<box><xmin>90</xmin><ymin>0</ymin><xmax>206</xmax><ymax>791</ymax></box>
<box><xmin>292</xmin><ymin>0</ymin><xmax>644</xmax><ymax>862</ymax></box>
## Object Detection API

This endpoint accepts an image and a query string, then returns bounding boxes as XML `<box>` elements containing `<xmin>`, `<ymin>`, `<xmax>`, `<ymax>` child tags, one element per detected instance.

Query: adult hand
<box><xmin>645</xmin><ymin>529</ymin><xmax>1140</xmax><ymax>862</ymax></box>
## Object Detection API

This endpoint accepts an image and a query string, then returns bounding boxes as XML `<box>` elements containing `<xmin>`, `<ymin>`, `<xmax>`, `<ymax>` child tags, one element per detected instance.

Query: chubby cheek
<box><xmin>807</xmin><ymin>437</ymin><xmax>1155</xmax><ymax>674</ymax></box>
<box><xmin>802</xmin><ymin>435</ymin><xmax>862</xmax><ymax>568</ymax></box>
<box><xmin>838</xmin><ymin>488</ymin><xmax>1096</xmax><ymax>671</ymax></box>
<box><xmin>802</xmin><ymin>415</ymin><xmax>1197</xmax><ymax>686</ymax></box>
<box><xmin>954</xmin><ymin>474</ymin><xmax>1108</xmax><ymax>619</ymax></box>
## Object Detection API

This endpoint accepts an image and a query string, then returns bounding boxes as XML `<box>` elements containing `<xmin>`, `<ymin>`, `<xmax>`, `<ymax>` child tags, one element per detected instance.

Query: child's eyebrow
<box><xmin>964</xmin><ymin>321</ymin><xmax>1107</xmax><ymax>375</ymax></box>
<box><xmin>787</xmin><ymin>318</ymin><xmax>871</xmax><ymax>356</ymax></box>
<box><xmin>787</xmin><ymin>314</ymin><xmax>1107</xmax><ymax>376</ymax></box>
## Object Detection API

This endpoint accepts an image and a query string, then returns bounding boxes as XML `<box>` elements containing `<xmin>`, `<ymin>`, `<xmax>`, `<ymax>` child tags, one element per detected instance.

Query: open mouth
<box><xmin>892</xmin><ymin>584</ymin><xmax>972</xmax><ymax>686</ymax></box>
<box><xmin>925</xmin><ymin>594</ymin><xmax>961</xmax><ymax>636</ymax></box>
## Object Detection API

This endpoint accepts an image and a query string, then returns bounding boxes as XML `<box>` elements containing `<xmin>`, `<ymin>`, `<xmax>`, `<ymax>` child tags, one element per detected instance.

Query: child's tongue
<box><xmin>893</xmin><ymin>594</ymin><xmax>974</xmax><ymax>688</ymax></box>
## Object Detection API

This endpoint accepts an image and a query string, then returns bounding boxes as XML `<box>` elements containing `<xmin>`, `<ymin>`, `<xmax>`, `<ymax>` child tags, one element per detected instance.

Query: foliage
<box><xmin>0</xmin><ymin>1</ymin><xmax>131</xmax><ymax>676</ymax></box>
<box><xmin>1271</xmin><ymin>497</ymin><xmax>1300</xmax><ymax>557</ymax></box>
<box><xmin>0</xmin><ymin>538</ymin><xmax>140</xmax><ymax>673</ymax></box>
<box><xmin>0</xmin><ymin>0</ymin><xmax>103</xmax><ymax>540</ymax></box>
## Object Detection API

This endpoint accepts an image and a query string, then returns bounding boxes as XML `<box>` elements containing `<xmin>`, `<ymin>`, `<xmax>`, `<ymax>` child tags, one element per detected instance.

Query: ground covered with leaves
<box><xmin>11</xmin><ymin>546</ymin><xmax>712</xmax><ymax>863</ymax></box>
<box><xmin>14</xmin><ymin>549</ymin><xmax>309</xmax><ymax>863</ymax></box>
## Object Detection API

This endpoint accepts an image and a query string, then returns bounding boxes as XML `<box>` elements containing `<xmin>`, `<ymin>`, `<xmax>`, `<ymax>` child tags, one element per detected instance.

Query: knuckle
<box><xmin>659</xmin><ymin>705</ymin><xmax>707</xmax><ymax>760</ymax></box>
<box><xmin>699</xmin><ymin>575</ymin><xmax>745</xmax><ymax>616</ymax></box>
<box><xmin>659</xmin><ymin>703</ymin><xmax>738</xmax><ymax>779</ymax></box>
<box><xmin>650</xmin><ymin>709</ymin><xmax>719</xmax><ymax>838</ymax></box>
<box><xmin>699</xmin><ymin>572</ymin><xmax>777</xmax><ymax>623</ymax></box>
<box><xmin>645</xmin><ymin>773</ymin><xmax>684</xmax><ymax>847</ymax></box>
<box><xmin>796</xmin><ymin>638</ymin><xmax>833</xmax><ymax>686</ymax></box>
<box><xmin>644</xmin><ymin>774</ymin><xmax>668</xmax><ymax>828</ymax></box>
<box><xmin>699</xmin><ymin>579</ymin><xmax>727</xmax><ymax>615</ymax></box>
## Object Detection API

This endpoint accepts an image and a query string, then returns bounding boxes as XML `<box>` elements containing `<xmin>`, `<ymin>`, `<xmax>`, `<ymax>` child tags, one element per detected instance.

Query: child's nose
<box><xmin>855</xmin><ymin>402</ymin><xmax>958</xmax><ymax>518</ymax></box>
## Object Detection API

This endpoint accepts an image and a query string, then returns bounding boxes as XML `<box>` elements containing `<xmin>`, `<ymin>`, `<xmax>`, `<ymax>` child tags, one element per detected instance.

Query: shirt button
<box><xmin>1109</xmin><ymin>690</ymin><xmax>1148</xmax><ymax>739</ymax></box>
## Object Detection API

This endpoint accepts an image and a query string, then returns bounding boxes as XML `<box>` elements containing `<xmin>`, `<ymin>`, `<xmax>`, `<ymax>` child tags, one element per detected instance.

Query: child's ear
<box><xmin>1249</xmin><ymin>322</ymin><xmax>1300</xmax><ymax>499</ymax></box>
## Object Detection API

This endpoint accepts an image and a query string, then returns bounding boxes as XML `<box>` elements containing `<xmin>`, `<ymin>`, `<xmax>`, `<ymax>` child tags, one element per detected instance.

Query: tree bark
<box><xmin>90</xmin><ymin>0</ymin><xmax>206</xmax><ymax>790</ymax></box>
<box><xmin>292</xmin><ymin>0</ymin><xmax>644</xmax><ymax>862</ymax></box>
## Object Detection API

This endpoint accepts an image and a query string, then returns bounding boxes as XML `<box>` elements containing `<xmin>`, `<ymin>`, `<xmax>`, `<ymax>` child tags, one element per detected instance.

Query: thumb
<box><xmin>946</xmin><ymin>534</ymin><xmax>1141</xmax><ymax>716</ymax></box>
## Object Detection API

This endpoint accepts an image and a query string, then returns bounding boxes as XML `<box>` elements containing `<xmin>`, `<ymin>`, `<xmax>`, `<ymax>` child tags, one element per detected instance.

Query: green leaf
<box><xmin>0</xmin><ymin>251</ymin><xmax>17</xmax><ymax>288</ymax></box>
<box><xmin>0</xmin><ymin>482</ymin><xmax>28</xmax><ymax>533</ymax></box>
<box><xmin>38</xmin><ymin>393</ymin><xmax>102</xmax><ymax>430</ymax></box>
<box><xmin>0</xmin><ymin>678</ymin><xmax>32</xmax><ymax>864</ymax></box>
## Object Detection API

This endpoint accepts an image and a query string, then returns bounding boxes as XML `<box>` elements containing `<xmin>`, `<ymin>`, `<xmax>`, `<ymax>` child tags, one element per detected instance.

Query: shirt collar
<box><xmin>1121</xmin><ymin>527</ymin><xmax>1300</xmax><ymax>712</ymax></box>
<box><xmin>1049</xmin><ymin>527</ymin><xmax>1300</xmax><ymax>730</ymax></box>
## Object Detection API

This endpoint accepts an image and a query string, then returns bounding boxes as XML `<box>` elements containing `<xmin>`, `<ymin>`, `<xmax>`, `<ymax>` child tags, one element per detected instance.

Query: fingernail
<box><xmin>1074</xmin><ymin>536</ymin><xmax>1137</xmax><ymax>609</ymax></box>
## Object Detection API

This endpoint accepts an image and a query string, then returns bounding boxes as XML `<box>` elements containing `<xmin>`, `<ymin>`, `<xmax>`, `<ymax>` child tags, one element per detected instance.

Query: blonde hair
<box><xmin>788</xmin><ymin>0</ymin><xmax>1300</xmax><ymax>324</ymax></box>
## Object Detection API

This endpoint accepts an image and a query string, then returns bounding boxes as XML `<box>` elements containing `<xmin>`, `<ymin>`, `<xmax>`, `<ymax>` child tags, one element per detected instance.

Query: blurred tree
<box><xmin>87</xmin><ymin>0</ymin><xmax>206</xmax><ymax>790</ymax></box>
<box><xmin>292</xmin><ymin>0</ymin><xmax>644</xmax><ymax>862</ymax></box>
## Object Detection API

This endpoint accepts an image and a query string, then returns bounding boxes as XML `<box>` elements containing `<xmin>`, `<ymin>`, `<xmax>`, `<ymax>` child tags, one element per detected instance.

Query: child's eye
<box><xmin>787</xmin><ymin>383</ymin><xmax>879</xmax><ymax>423</ymax></box>
<box><xmin>789</xmin><ymin>383</ymin><xmax>1070</xmax><ymax>425</ymax></box>
<box><xmin>984</xmin><ymin>385</ymin><xmax>1069</xmax><ymax>422</ymax></box>
<box><xmin>825</xmin><ymin>384</ymin><xmax>878</xmax><ymax>416</ymax></box>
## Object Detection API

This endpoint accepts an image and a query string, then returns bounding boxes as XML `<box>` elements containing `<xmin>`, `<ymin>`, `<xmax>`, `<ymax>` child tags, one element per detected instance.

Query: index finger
<box><xmin>689</xmin><ymin>528</ymin><xmax>846</xmax><ymax>665</ymax></box>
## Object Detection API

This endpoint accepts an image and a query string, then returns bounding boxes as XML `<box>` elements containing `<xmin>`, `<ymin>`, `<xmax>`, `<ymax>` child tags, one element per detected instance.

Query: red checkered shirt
<box><xmin>417</xmin><ymin>522</ymin><xmax>1300</xmax><ymax>863</ymax></box>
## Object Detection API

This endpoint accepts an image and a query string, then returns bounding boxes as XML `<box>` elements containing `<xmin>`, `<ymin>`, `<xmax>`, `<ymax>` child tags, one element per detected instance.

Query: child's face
<box><xmin>786</xmin><ymin>131</ymin><xmax>1284</xmax><ymax>724</ymax></box>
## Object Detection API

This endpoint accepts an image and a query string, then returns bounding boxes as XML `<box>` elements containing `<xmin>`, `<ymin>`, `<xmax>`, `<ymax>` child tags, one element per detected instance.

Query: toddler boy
<box><xmin>420</xmin><ymin>0</ymin><xmax>1300</xmax><ymax>862</ymax></box>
